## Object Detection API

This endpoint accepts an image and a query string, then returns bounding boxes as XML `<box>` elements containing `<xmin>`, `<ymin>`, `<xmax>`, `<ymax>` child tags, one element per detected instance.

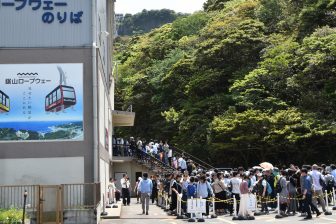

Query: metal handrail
<box><xmin>134</xmin><ymin>148</ymin><xmax>176</xmax><ymax>173</ymax></box>
<box><xmin>171</xmin><ymin>145</ymin><xmax>215</xmax><ymax>170</ymax></box>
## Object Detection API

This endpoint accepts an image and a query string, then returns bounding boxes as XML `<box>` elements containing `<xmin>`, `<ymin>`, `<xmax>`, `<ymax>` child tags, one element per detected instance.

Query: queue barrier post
<box><xmin>164</xmin><ymin>192</ymin><xmax>169</xmax><ymax>212</ymax></box>
<box><xmin>325</xmin><ymin>190</ymin><xmax>329</xmax><ymax>211</ymax></box>
<box><xmin>233</xmin><ymin>195</ymin><xmax>237</xmax><ymax>217</ymax></box>
<box><xmin>254</xmin><ymin>193</ymin><xmax>258</xmax><ymax>212</ymax></box>
<box><xmin>177</xmin><ymin>193</ymin><xmax>184</xmax><ymax>219</ymax></box>
<box><xmin>275</xmin><ymin>193</ymin><xmax>283</xmax><ymax>219</ymax></box>
<box><xmin>332</xmin><ymin>187</ymin><xmax>335</xmax><ymax>206</ymax></box>
<box><xmin>210</xmin><ymin>197</ymin><xmax>217</xmax><ymax>218</ymax></box>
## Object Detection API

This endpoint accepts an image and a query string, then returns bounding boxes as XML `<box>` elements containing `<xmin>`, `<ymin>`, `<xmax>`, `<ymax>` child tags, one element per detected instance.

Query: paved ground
<box><xmin>101</xmin><ymin>199</ymin><xmax>336</xmax><ymax>224</ymax></box>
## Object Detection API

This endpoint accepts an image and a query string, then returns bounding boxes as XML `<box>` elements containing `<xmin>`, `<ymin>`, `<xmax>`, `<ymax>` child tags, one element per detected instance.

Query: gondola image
<box><xmin>0</xmin><ymin>90</ymin><xmax>10</xmax><ymax>113</ymax></box>
<box><xmin>45</xmin><ymin>66</ymin><xmax>76</xmax><ymax>112</ymax></box>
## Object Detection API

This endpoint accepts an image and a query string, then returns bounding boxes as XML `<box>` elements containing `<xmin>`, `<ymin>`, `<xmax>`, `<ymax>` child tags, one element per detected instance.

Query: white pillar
<box><xmin>325</xmin><ymin>190</ymin><xmax>329</xmax><ymax>211</ymax></box>
<box><xmin>233</xmin><ymin>195</ymin><xmax>237</xmax><ymax>217</ymax></box>
<box><xmin>333</xmin><ymin>187</ymin><xmax>336</xmax><ymax>206</ymax></box>
<box><xmin>254</xmin><ymin>193</ymin><xmax>257</xmax><ymax>211</ymax></box>
<box><xmin>277</xmin><ymin>193</ymin><xmax>280</xmax><ymax>216</ymax></box>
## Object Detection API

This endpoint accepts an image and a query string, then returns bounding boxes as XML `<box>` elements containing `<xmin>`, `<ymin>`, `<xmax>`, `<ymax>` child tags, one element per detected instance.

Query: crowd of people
<box><xmin>113</xmin><ymin>137</ymin><xmax>198</xmax><ymax>171</ymax></box>
<box><xmin>111</xmin><ymin>137</ymin><xmax>336</xmax><ymax>220</ymax></box>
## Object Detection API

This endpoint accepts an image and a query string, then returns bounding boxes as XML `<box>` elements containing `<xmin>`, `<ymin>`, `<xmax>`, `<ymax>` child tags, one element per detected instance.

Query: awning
<box><xmin>112</xmin><ymin>110</ymin><xmax>135</xmax><ymax>126</ymax></box>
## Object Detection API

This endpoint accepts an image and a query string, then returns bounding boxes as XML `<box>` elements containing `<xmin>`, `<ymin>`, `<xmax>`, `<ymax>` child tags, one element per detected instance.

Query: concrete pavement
<box><xmin>101</xmin><ymin>198</ymin><xmax>336</xmax><ymax>224</ymax></box>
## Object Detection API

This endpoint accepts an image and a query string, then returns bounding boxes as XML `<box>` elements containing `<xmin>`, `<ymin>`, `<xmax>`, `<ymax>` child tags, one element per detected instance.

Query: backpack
<box><xmin>266</xmin><ymin>182</ymin><xmax>272</xmax><ymax>195</ymax></box>
<box><xmin>187</xmin><ymin>184</ymin><xmax>196</xmax><ymax>198</ymax></box>
<box><xmin>327</xmin><ymin>178</ymin><xmax>335</xmax><ymax>189</ymax></box>
<box><xmin>275</xmin><ymin>177</ymin><xmax>282</xmax><ymax>193</ymax></box>
<box><xmin>319</xmin><ymin>175</ymin><xmax>327</xmax><ymax>190</ymax></box>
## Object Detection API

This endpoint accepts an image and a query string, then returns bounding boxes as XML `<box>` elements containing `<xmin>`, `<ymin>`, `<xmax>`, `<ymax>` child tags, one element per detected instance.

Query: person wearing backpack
<box><xmin>278</xmin><ymin>170</ymin><xmax>289</xmax><ymax>216</ymax></box>
<box><xmin>197</xmin><ymin>175</ymin><xmax>214</xmax><ymax>216</ymax></box>
<box><xmin>187</xmin><ymin>176</ymin><xmax>197</xmax><ymax>198</ymax></box>
<box><xmin>310</xmin><ymin>164</ymin><xmax>328</xmax><ymax>214</ymax></box>
<box><xmin>325</xmin><ymin>171</ymin><xmax>335</xmax><ymax>202</ymax></box>
<box><xmin>257</xmin><ymin>173</ymin><xmax>269</xmax><ymax>214</ymax></box>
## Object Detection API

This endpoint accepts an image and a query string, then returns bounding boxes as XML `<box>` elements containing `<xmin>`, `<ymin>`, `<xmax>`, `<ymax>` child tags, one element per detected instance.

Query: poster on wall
<box><xmin>0</xmin><ymin>64</ymin><xmax>84</xmax><ymax>142</ymax></box>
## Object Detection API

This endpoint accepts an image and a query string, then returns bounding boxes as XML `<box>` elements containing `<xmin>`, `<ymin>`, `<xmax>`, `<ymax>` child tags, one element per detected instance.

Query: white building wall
<box><xmin>0</xmin><ymin>157</ymin><xmax>84</xmax><ymax>185</ymax></box>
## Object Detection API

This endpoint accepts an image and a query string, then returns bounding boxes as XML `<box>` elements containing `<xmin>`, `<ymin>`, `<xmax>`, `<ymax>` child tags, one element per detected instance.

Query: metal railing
<box><xmin>0</xmin><ymin>184</ymin><xmax>38</xmax><ymax>210</ymax></box>
<box><xmin>171</xmin><ymin>145</ymin><xmax>215</xmax><ymax>170</ymax></box>
<box><xmin>112</xmin><ymin>143</ymin><xmax>132</xmax><ymax>157</ymax></box>
<box><xmin>0</xmin><ymin>183</ymin><xmax>101</xmax><ymax>224</ymax></box>
<box><xmin>62</xmin><ymin>183</ymin><xmax>101</xmax><ymax>210</ymax></box>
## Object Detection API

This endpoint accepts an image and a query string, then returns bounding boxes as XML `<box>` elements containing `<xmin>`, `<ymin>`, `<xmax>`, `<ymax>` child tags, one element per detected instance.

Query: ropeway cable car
<box><xmin>45</xmin><ymin>66</ymin><xmax>76</xmax><ymax>112</ymax></box>
<box><xmin>0</xmin><ymin>90</ymin><xmax>10</xmax><ymax>113</ymax></box>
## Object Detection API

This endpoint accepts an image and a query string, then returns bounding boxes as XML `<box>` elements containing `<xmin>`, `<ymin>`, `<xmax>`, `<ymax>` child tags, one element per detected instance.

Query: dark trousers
<box><xmin>122</xmin><ymin>188</ymin><xmax>130</xmax><ymax>205</ymax></box>
<box><xmin>205</xmin><ymin>197</ymin><xmax>210</xmax><ymax>216</ymax></box>
<box><xmin>170</xmin><ymin>194</ymin><xmax>177</xmax><ymax>211</ymax></box>
<box><xmin>151</xmin><ymin>189</ymin><xmax>158</xmax><ymax>203</ymax></box>
<box><xmin>230</xmin><ymin>193</ymin><xmax>240</xmax><ymax>214</ymax></box>
<box><xmin>304</xmin><ymin>193</ymin><xmax>319</xmax><ymax>218</ymax></box>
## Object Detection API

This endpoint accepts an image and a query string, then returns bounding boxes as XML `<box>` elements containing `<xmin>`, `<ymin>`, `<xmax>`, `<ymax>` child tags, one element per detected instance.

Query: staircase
<box><xmin>132</xmin><ymin>146</ymin><xmax>214</xmax><ymax>176</ymax></box>
<box><xmin>133</xmin><ymin>149</ymin><xmax>176</xmax><ymax>175</ymax></box>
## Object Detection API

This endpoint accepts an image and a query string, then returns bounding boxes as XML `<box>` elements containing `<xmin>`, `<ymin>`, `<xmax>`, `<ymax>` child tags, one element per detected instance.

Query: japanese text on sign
<box><xmin>5</xmin><ymin>73</ymin><xmax>51</xmax><ymax>85</ymax></box>
<box><xmin>187</xmin><ymin>199</ymin><xmax>206</xmax><ymax>213</ymax></box>
<box><xmin>0</xmin><ymin>0</ymin><xmax>83</xmax><ymax>24</ymax></box>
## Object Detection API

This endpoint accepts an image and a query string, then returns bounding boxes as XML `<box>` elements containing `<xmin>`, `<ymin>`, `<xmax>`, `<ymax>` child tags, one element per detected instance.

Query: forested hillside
<box><xmin>117</xmin><ymin>9</ymin><xmax>185</xmax><ymax>36</ymax></box>
<box><xmin>114</xmin><ymin>0</ymin><xmax>336</xmax><ymax>167</ymax></box>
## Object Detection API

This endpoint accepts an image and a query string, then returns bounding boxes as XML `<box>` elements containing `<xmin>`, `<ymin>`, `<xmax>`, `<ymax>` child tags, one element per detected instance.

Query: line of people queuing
<box><xmin>152</xmin><ymin>163</ymin><xmax>336</xmax><ymax>220</ymax></box>
<box><xmin>109</xmin><ymin>139</ymin><xmax>336</xmax><ymax>221</ymax></box>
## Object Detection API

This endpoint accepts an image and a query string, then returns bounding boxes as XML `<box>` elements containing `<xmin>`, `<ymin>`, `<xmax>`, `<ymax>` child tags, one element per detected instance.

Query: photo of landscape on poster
<box><xmin>0</xmin><ymin>64</ymin><xmax>83</xmax><ymax>141</ymax></box>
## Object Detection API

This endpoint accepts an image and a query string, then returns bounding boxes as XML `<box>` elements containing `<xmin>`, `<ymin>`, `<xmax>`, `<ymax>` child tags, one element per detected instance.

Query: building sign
<box><xmin>0</xmin><ymin>0</ymin><xmax>91</xmax><ymax>47</ymax></box>
<box><xmin>0</xmin><ymin>0</ymin><xmax>83</xmax><ymax>24</ymax></box>
<box><xmin>0</xmin><ymin>63</ymin><xmax>84</xmax><ymax>142</ymax></box>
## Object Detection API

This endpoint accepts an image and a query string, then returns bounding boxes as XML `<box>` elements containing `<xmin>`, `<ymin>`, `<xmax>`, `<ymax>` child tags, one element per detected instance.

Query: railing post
<box><xmin>22</xmin><ymin>190</ymin><xmax>28</xmax><ymax>224</ymax></box>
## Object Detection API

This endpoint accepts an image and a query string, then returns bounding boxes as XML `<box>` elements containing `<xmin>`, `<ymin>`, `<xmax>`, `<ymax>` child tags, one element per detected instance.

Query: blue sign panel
<box><xmin>0</xmin><ymin>64</ymin><xmax>84</xmax><ymax>142</ymax></box>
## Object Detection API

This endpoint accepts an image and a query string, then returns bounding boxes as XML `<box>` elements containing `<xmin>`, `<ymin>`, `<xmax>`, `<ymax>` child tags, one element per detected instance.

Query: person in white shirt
<box><xmin>310</xmin><ymin>164</ymin><xmax>327</xmax><ymax>213</ymax></box>
<box><xmin>108</xmin><ymin>178</ymin><xmax>116</xmax><ymax>204</ymax></box>
<box><xmin>179</xmin><ymin>158</ymin><xmax>187</xmax><ymax>173</ymax></box>
<box><xmin>167</xmin><ymin>148</ymin><xmax>173</xmax><ymax>166</ymax></box>
<box><xmin>120</xmin><ymin>174</ymin><xmax>131</xmax><ymax>206</ymax></box>
<box><xmin>230</xmin><ymin>171</ymin><xmax>242</xmax><ymax>215</ymax></box>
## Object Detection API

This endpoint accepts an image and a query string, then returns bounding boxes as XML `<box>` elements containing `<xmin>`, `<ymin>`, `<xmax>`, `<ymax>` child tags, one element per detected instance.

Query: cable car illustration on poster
<box><xmin>0</xmin><ymin>90</ymin><xmax>10</xmax><ymax>113</ymax></box>
<box><xmin>45</xmin><ymin>66</ymin><xmax>77</xmax><ymax>113</ymax></box>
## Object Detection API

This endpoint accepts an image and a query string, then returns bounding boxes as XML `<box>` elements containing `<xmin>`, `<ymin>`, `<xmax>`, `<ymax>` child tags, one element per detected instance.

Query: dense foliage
<box><xmin>0</xmin><ymin>208</ymin><xmax>25</xmax><ymax>223</ymax></box>
<box><xmin>117</xmin><ymin>9</ymin><xmax>186</xmax><ymax>36</ymax></box>
<box><xmin>115</xmin><ymin>0</ymin><xmax>336</xmax><ymax>167</ymax></box>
